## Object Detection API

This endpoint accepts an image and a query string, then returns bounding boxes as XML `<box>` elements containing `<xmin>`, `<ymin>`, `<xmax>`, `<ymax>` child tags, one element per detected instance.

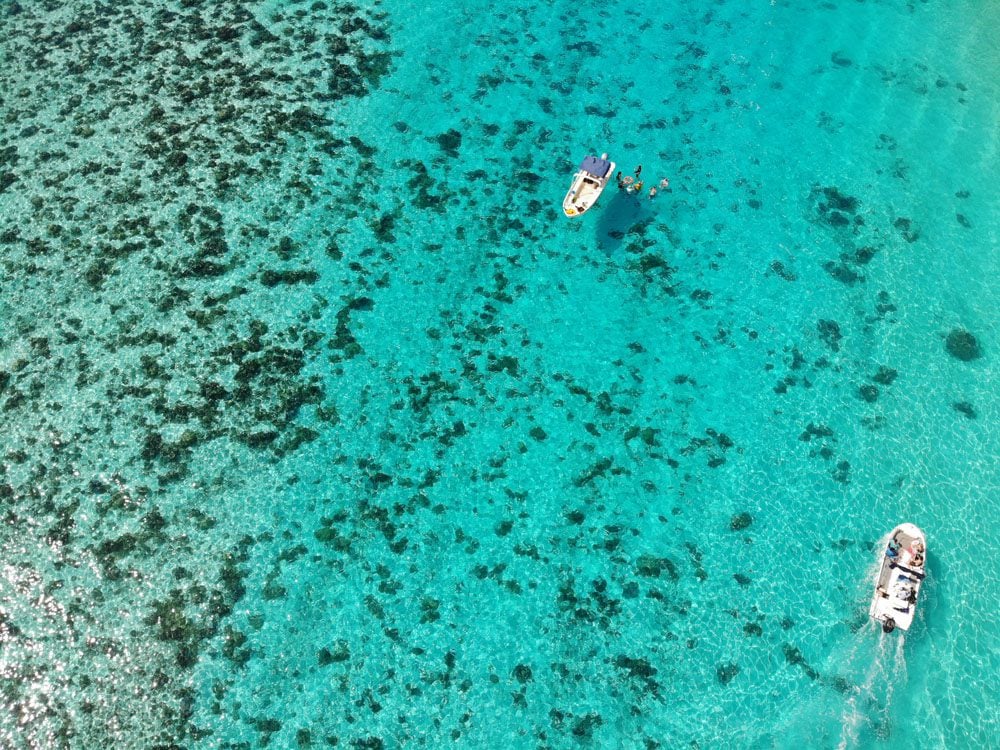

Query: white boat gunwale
<box><xmin>869</xmin><ymin>522</ymin><xmax>926</xmax><ymax>633</ymax></box>
<box><xmin>563</xmin><ymin>153</ymin><xmax>616</xmax><ymax>218</ymax></box>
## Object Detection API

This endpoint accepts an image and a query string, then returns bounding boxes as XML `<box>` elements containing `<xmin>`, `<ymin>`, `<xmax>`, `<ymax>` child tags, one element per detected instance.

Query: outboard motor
<box><xmin>882</xmin><ymin>617</ymin><xmax>895</xmax><ymax>634</ymax></box>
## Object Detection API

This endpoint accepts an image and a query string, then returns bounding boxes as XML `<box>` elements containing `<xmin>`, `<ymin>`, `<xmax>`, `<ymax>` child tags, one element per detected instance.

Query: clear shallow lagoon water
<box><xmin>0</xmin><ymin>0</ymin><xmax>998</xmax><ymax>748</ymax></box>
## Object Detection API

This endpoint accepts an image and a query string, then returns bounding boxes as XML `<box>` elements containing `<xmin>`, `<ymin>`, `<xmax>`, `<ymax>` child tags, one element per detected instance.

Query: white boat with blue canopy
<box><xmin>869</xmin><ymin>522</ymin><xmax>926</xmax><ymax>633</ymax></box>
<box><xmin>563</xmin><ymin>153</ymin><xmax>616</xmax><ymax>217</ymax></box>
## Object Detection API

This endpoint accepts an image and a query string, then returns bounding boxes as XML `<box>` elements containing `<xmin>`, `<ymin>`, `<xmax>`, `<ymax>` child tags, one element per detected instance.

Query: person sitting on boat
<box><xmin>886</xmin><ymin>540</ymin><xmax>899</xmax><ymax>558</ymax></box>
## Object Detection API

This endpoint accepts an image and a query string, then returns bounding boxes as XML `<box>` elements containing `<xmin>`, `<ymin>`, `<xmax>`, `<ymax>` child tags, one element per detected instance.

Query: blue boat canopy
<box><xmin>579</xmin><ymin>155</ymin><xmax>611</xmax><ymax>178</ymax></box>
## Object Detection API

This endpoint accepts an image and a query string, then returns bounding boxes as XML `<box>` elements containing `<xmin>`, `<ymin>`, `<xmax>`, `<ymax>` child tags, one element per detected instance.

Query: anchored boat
<box><xmin>562</xmin><ymin>153</ymin><xmax>615</xmax><ymax>217</ymax></box>
<box><xmin>869</xmin><ymin>523</ymin><xmax>926</xmax><ymax>633</ymax></box>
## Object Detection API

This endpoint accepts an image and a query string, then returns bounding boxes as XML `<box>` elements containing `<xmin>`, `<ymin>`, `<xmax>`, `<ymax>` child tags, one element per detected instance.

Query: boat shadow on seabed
<box><xmin>594</xmin><ymin>189</ymin><xmax>656</xmax><ymax>255</ymax></box>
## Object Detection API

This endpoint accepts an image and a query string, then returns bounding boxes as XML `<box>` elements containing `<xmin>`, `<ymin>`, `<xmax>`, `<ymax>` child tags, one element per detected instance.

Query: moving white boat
<box><xmin>562</xmin><ymin>153</ymin><xmax>616</xmax><ymax>217</ymax></box>
<box><xmin>869</xmin><ymin>523</ymin><xmax>926</xmax><ymax>633</ymax></box>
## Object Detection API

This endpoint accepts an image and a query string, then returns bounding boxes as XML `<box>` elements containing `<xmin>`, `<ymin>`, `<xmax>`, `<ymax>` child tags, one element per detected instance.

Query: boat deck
<box><xmin>870</xmin><ymin>525</ymin><xmax>926</xmax><ymax>632</ymax></box>
<box><xmin>562</xmin><ymin>155</ymin><xmax>615</xmax><ymax>217</ymax></box>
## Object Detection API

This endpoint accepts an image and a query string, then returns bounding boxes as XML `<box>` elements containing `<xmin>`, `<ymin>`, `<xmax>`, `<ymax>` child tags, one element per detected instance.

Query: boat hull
<box><xmin>562</xmin><ymin>157</ymin><xmax>616</xmax><ymax>217</ymax></box>
<box><xmin>869</xmin><ymin>522</ymin><xmax>926</xmax><ymax>632</ymax></box>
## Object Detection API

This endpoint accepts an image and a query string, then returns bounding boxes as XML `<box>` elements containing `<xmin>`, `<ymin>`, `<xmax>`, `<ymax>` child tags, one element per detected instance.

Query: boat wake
<box><xmin>835</xmin><ymin>612</ymin><xmax>909</xmax><ymax>748</ymax></box>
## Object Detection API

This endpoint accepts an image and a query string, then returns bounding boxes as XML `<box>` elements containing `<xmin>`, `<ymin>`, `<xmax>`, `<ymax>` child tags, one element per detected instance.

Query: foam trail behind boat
<box><xmin>883</xmin><ymin>633</ymin><xmax>907</xmax><ymax>707</ymax></box>
<box><xmin>836</xmin><ymin>540</ymin><xmax>912</xmax><ymax>750</ymax></box>
<box><xmin>836</xmin><ymin>624</ymin><xmax>891</xmax><ymax>750</ymax></box>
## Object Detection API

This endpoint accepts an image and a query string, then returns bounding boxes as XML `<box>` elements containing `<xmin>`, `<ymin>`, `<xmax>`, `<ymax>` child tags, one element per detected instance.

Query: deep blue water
<box><xmin>0</xmin><ymin>0</ymin><xmax>997</xmax><ymax>747</ymax></box>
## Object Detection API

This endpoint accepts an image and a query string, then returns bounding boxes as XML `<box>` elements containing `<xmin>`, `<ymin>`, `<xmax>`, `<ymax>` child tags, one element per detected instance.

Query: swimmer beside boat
<box><xmin>616</xmin><ymin>165</ymin><xmax>671</xmax><ymax>197</ymax></box>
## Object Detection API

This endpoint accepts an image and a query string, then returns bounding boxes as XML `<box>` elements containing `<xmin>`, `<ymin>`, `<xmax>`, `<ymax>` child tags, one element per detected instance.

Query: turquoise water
<box><xmin>1</xmin><ymin>0</ymin><xmax>998</xmax><ymax>747</ymax></box>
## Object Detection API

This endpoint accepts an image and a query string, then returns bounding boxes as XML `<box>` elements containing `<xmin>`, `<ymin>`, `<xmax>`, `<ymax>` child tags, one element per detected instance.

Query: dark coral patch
<box><xmin>435</xmin><ymin>129</ymin><xmax>463</xmax><ymax>156</ymax></box>
<box><xmin>872</xmin><ymin>366</ymin><xmax>898</xmax><ymax>386</ymax></box>
<box><xmin>824</xmin><ymin>260</ymin><xmax>863</xmax><ymax>285</ymax></box>
<box><xmin>858</xmin><ymin>384</ymin><xmax>878</xmax><ymax>403</ymax></box>
<box><xmin>512</xmin><ymin>664</ymin><xmax>533</xmax><ymax>684</ymax></box>
<box><xmin>817</xmin><ymin>320</ymin><xmax>842</xmax><ymax>351</ymax></box>
<box><xmin>819</xmin><ymin>186</ymin><xmax>859</xmax><ymax>214</ymax></box>
<box><xmin>782</xmin><ymin>644</ymin><xmax>819</xmax><ymax>680</ymax></box>
<box><xmin>893</xmin><ymin>217</ymin><xmax>920</xmax><ymax>242</ymax></box>
<box><xmin>612</xmin><ymin>655</ymin><xmax>660</xmax><ymax>695</ymax></box>
<box><xmin>528</xmin><ymin>426</ymin><xmax>547</xmax><ymax>441</ymax></box>
<box><xmin>636</xmin><ymin>554</ymin><xmax>679</xmax><ymax>581</ymax></box>
<box><xmin>717</xmin><ymin>662</ymin><xmax>741</xmax><ymax>684</ymax></box>
<box><xmin>952</xmin><ymin>401</ymin><xmax>976</xmax><ymax>419</ymax></box>
<box><xmin>571</xmin><ymin>713</ymin><xmax>603</xmax><ymax>740</ymax></box>
<box><xmin>317</xmin><ymin>641</ymin><xmax>350</xmax><ymax>665</ymax></box>
<box><xmin>945</xmin><ymin>329</ymin><xmax>981</xmax><ymax>361</ymax></box>
<box><xmin>260</xmin><ymin>269</ymin><xmax>319</xmax><ymax>287</ymax></box>
<box><xmin>854</xmin><ymin>246</ymin><xmax>877</xmax><ymax>265</ymax></box>
<box><xmin>770</xmin><ymin>260</ymin><xmax>797</xmax><ymax>281</ymax></box>
<box><xmin>730</xmin><ymin>512</ymin><xmax>753</xmax><ymax>531</ymax></box>
<box><xmin>573</xmin><ymin>457</ymin><xmax>614</xmax><ymax>487</ymax></box>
